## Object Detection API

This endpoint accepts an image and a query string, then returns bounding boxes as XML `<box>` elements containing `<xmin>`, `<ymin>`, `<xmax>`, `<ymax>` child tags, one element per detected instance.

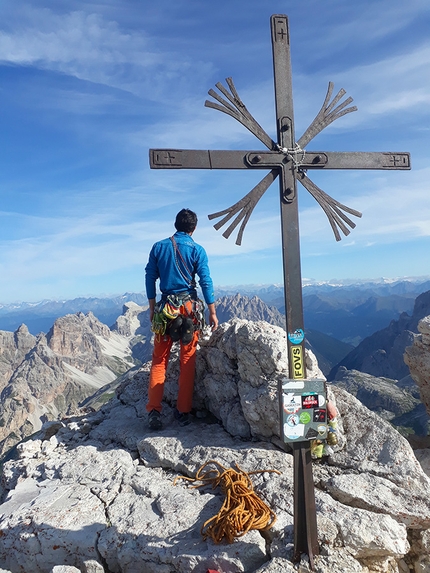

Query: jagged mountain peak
<box><xmin>0</xmin><ymin>305</ymin><xmax>148</xmax><ymax>456</ymax></box>
<box><xmin>215</xmin><ymin>293</ymin><xmax>285</xmax><ymax>328</ymax></box>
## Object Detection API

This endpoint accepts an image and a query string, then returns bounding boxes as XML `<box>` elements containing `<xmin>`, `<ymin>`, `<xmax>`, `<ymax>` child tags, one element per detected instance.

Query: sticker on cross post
<box><xmin>284</xmin><ymin>423</ymin><xmax>305</xmax><ymax>440</ymax></box>
<box><xmin>290</xmin><ymin>345</ymin><xmax>304</xmax><ymax>379</ymax></box>
<box><xmin>313</xmin><ymin>408</ymin><xmax>327</xmax><ymax>423</ymax></box>
<box><xmin>282</xmin><ymin>379</ymin><xmax>304</xmax><ymax>390</ymax></box>
<box><xmin>302</xmin><ymin>393</ymin><xmax>318</xmax><ymax>409</ymax></box>
<box><xmin>283</xmin><ymin>393</ymin><xmax>302</xmax><ymax>414</ymax></box>
<box><xmin>288</xmin><ymin>328</ymin><xmax>304</xmax><ymax>345</ymax></box>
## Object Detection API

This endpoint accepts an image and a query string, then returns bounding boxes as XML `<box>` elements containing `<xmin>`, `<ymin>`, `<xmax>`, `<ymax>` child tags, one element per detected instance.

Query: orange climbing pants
<box><xmin>146</xmin><ymin>301</ymin><xmax>199</xmax><ymax>414</ymax></box>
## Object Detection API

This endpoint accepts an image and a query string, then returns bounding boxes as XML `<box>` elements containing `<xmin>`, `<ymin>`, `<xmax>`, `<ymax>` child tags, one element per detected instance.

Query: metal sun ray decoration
<box><xmin>205</xmin><ymin>78</ymin><xmax>361</xmax><ymax>244</ymax></box>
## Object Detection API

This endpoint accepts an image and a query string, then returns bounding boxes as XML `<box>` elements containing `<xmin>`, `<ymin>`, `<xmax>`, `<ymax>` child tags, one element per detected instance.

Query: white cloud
<box><xmin>299</xmin><ymin>166</ymin><xmax>430</xmax><ymax>247</ymax></box>
<box><xmin>296</xmin><ymin>0</ymin><xmax>430</xmax><ymax>56</ymax></box>
<box><xmin>0</xmin><ymin>9</ymin><xmax>152</xmax><ymax>66</ymax></box>
<box><xmin>341</xmin><ymin>45</ymin><xmax>430</xmax><ymax>116</ymax></box>
<box><xmin>0</xmin><ymin>6</ymin><xmax>214</xmax><ymax>101</ymax></box>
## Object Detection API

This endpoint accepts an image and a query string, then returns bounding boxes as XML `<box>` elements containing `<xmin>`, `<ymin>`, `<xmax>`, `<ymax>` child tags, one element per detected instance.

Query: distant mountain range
<box><xmin>0</xmin><ymin>293</ymin><xmax>147</xmax><ymax>334</ymax></box>
<box><xmin>1</xmin><ymin>277</ymin><xmax>430</xmax><ymax>344</ymax></box>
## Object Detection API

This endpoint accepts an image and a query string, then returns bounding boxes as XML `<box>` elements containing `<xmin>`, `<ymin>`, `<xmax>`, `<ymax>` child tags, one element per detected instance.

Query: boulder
<box><xmin>404</xmin><ymin>315</ymin><xmax>430</xmax><ymax>417</ymax></box>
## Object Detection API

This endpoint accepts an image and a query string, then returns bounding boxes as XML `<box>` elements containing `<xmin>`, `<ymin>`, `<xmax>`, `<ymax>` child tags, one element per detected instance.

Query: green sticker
<box><xmin>299</xmin><ymin>412</ymin><xmax>311</xmax><ymax>424</ymax></box>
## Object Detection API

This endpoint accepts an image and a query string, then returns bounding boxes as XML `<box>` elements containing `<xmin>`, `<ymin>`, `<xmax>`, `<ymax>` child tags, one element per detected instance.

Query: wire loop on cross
<box><xmin>276</xmin><ymin>143</ymin><xmax>306</xmax><ymax>167</ymax></box>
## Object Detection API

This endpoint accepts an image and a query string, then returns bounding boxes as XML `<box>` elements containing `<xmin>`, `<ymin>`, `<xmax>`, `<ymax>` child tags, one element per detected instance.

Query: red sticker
<box><xmin>302</xmin><ymin>394</ymin><xmax>318</xmax><ymax>409</ymax></box>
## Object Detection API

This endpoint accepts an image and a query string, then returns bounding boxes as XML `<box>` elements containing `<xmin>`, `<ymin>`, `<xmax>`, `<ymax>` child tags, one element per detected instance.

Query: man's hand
<box><xmin>207</xmin><ymin>303</ymin><xmax>218</xmax><ymax>331</ymax></box>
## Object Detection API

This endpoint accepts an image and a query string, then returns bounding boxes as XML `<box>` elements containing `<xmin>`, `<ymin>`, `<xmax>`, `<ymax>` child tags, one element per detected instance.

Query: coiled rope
<box><xmin>174</xmin><ymin>460</ymin><xmax>281</xmax><ymax>544</ymax></box>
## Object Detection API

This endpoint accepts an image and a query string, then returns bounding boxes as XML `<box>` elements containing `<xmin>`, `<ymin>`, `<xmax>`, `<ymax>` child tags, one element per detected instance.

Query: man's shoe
<box><xmin>148</xmin><ymin>409</ymin><xmax>162</xmax><ymax>430</ymax></box>
<box><xmin>174</xmin><ymin>409</ymin><xmax>191</xmax><ymax>427</ymax></box>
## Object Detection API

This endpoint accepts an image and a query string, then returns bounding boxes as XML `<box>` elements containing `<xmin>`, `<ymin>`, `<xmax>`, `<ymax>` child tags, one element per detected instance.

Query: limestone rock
<box><xmin>414</xmin><ymin>448</ymin><xmax>430</xmax><ymax>477</ymax></box>
<box><xmin>332</xmin><ymin>368</ymin><xmax>420</xmax><ymax>418</ymax></box>
<box><xmin>326</xmin><ymin>387</ymin><xmax>429</xmax><ymax>489</ymax></box>
<box><xmin>0</xmin><ymin>325</ymin><xmax>36</xmax><ymax>392</ymax></box>
<box><xmin>196</xmin><ymin>319</ymin><xmax>323</xmax><ymax>439</ymax></box>
<box><xmin>1</xmin><ymin>318</ymin><xmax>430</xmax><ymax>573</ymax></box>
<box><xmin>331</xmin><ymin>367</ymin><xmax>427</xmax><ymax>435</ymax></box>
<box><xmin>404</xmin><ymin>316</ymin><xmax>430</xmax><ymax>417</ymax></box>
<box><xmin>112</xmin><ymin>303</ymin><xmax>153</xmax><ymax>365</ymax></box>
<box><xmin>323</xmin><ymin>472</ymin><xmax>430</xmax><ymax>528</ymax></box>
<box><xmin>111</xmin><ymin>301</ymin><xmax>148</xmax><ymax>338</ymax></box>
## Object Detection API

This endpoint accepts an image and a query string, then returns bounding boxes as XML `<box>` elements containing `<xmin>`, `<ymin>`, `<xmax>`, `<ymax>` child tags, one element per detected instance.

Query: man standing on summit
<box><xmin>145</xmin><ymin>208</ymin><xmax>218</xmax><ymax>430</ymax></box>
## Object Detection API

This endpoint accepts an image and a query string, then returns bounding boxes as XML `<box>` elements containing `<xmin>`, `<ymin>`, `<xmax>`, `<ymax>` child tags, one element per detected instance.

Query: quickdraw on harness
<box><xmin>151</xmin><ymin>293</ymin><xmax>181</xmax><ymax>337</ymax></box>
<box><xmin>151</xmin><ymin>308</ymin><xmax>168</xmax><ymax>336</ymax></box>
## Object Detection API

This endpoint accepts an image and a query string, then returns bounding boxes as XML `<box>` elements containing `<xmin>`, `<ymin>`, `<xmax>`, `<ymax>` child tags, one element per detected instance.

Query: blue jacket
<box><xmin>145</xmin><ymin>232</ymin><xmax>215</xmax><ymax>304</ymax></box>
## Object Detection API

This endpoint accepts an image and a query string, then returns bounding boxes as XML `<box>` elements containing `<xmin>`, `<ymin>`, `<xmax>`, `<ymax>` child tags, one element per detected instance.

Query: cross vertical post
<box><xmin>271</xmin><ymin>15</ymin><xmax>318</xmax><ymax>566</ymax></box>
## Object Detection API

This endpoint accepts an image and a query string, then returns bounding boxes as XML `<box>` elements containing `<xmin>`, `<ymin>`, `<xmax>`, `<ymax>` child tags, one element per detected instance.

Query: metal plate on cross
<box><xmin>280</xmin><ymin>378</ymin><xmax>327</xmax><ymax>443</ymax></box>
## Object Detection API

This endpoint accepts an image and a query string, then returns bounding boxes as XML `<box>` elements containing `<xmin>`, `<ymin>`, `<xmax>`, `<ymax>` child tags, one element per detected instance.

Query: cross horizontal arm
<box><xmin>244</xmin><ymin>151</ymin><xmax>411</xmax><ymax>170</ymax></box>
<box><xmin>318</xmin><ymin>151</ymin><xmax>411</xmax><ymax>170</ymax></box>
<box><xmin>149</xmin><ymin>149</ymin><xmax>272</xmax><ymax>170</ymax></box>
<box><xmin>150</xmin><ymin>149</ymin><xmax>411</xmax><ymax>171</ymax></box>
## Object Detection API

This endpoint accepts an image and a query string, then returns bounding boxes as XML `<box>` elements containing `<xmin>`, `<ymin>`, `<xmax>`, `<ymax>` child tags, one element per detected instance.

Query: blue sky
<box><xmin>1</xmin><ymin>0</ymin><xmax>430</xmax><ymax>303</ymax></box>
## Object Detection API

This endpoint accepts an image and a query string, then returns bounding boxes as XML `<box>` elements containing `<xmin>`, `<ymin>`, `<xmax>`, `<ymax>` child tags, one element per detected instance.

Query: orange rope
<box><xmin>174</xmin><ymin>460</ymin><xmax>281</xmax><ymax>544</ymax></box>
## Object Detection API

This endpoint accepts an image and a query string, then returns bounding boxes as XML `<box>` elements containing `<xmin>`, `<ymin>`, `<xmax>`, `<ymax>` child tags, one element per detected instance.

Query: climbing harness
<box><xmin>151</xmin><ymin>293</ymin><xmax>205</xmax><ymax>342</ymax></box>
<box><xmin>174</xmin><ymin>460</ymin><xmax>281</xmax><ymax>544</ymax></box>
<box><xmin>150</xmin><ymin>295</ymin><xmax>181</xmax><ymax>337</ymax></box>
<box><xmin>151</xmin><ymin>237</ymin><xmax>205</xmax><ymax>341</ymax></box>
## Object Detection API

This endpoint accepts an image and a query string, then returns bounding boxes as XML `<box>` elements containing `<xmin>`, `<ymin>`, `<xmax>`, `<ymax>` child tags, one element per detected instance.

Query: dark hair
<box><xmin>175</xmin><ymin>209</ymin><xmax>197</xmax><ymax>233</ymax></box>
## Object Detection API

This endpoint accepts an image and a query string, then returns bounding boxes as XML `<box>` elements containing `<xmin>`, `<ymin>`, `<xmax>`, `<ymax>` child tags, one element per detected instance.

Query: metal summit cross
<box><xmin>149</xmin><ymin>14</ymin><xmax>410</xmax><ymax>568</ymax></box>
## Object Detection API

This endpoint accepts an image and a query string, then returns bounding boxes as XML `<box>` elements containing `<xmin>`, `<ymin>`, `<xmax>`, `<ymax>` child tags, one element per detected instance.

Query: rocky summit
<box><xmin>1</xmin><ymin>319</ymin><xmax>430</xmax><ymax>573</ymax></box>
